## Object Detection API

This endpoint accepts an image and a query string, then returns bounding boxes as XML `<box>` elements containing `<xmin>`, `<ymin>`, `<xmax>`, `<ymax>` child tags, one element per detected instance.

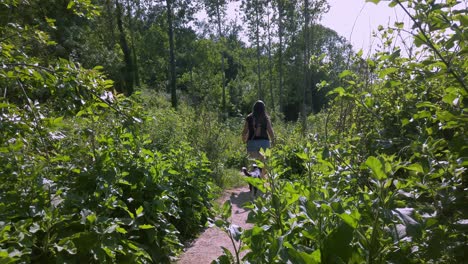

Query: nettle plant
<box><xmin>214</xmin><ymin>0</ymin><xmax>466</xmax><ymax>263</ymax></box>
<box><xmin>2</xmin><ymin>87</ymin><xmax>214</xmax><ymax>263</ymax></box>
<box><xmin>0</xmin><ymin>2</ymin><xmax>215</xmax><ymax>263</ymax></box>
<box><xmin>325</xmin><ymin>0</ymin><xmax>466</xmax><ymax>261</ymax></box>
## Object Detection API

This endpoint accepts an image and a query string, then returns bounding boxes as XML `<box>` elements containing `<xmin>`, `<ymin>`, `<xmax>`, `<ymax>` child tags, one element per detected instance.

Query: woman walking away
<box><xmin>242</xmin><ymin>100</ymin><xmax>275</xmax><ymax>161</ymax></box>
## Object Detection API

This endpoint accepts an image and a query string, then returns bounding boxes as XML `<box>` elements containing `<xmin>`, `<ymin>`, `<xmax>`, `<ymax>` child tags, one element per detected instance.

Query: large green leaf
<box><xmin>365</xmin><ymin>156</ymin><xmax>387</xmax><ymax>180</ymax></box>
<box><xmin>338</xmin><ymin>210</ymin><xmax>361</xmax><ymax>229</ymax></box>
<box><xmin>323</xmin><ymin>223</ymin><xmax>354</xmax><ymax>263</ymax></box>
<box><xmin>221</xmin><ymin>200</ymin><xmax>232</xmax><ymax>220</ymax></box>
<box><xmin>287</xmin><ymin>248</ymin><xmax>321</xmax><ymax>264</ymax></box>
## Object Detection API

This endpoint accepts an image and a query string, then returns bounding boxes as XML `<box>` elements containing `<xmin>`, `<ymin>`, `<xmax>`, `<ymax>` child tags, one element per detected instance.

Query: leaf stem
<box><xmin>227</xmin><ymin>230</ymin><xmax>241</xmax><ymax>264</ymax></box>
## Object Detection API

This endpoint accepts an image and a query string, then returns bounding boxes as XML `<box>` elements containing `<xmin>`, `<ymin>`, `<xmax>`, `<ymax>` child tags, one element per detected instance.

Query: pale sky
<box><xmin>321</xmin><ymin>0</ymin><xmax>409</xmax><ymax>56</ymax></box>
<box><xmin>201</xmin><ymin>0</ymin><xmax>410</xmax><ymax>56</ymax></box>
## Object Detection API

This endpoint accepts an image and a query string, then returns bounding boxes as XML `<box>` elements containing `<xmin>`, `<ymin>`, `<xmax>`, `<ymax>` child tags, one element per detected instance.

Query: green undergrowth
<box><xmin>1</xmin><ymin>1</ymin><xmax>466</xmax><ymax>263</ymax></box>
<box><xmin>0</xmin><ymin>63</ymin><xmax>232</xmax><ymax>262</ymax></box>
<box><xmin>218</xmin><ymin>168</ymin><xmax>248</xmax><ymax>191</ymax></box>
<box><xmin>211</xmin><ymin>1</ymin><xmax>467</xmax><ymax>263</ymax></box>
<box><xmin>0</xmin><ymin>80</ymin><xmax>255</xmax><ymax>263</ymax></box>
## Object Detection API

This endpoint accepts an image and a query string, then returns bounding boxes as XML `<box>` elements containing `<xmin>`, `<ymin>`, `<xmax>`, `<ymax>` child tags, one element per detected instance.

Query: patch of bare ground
<box><xmin>175</xmin><ymin>185</ymin><xmax>254</xmax><ymax>264</ymax></box>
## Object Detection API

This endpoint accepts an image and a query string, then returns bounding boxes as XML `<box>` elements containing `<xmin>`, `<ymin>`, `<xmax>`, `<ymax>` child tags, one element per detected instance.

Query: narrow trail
<box><xmin>176</xmin><ymin>185</ymin><xmax>254</xmax><ymax>264</ymax></box>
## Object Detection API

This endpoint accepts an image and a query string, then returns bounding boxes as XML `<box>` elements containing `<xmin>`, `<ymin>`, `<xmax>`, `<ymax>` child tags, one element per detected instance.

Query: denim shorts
<box><xmin>246</xmin><ymin>139</ymin><xmax>270</xmax><ymax>152</ymax></box>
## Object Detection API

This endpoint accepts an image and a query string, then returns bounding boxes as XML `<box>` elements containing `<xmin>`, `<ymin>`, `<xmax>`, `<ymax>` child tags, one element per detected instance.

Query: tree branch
<box><xmin>4</xmin><ymin>63</ymin><xmax>55</xmax><ymax>73</ymax></box>
<box><xmin>395</xmin><ymin>0</ymin><xmax>467</xmax><ymax>93</ymax></box>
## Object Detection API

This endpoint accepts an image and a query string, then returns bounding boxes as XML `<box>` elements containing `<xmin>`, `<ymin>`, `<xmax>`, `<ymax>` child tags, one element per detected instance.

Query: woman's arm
<box><xmin>242</xmin><ymin>121</ymin><xmax>249</xmax><ymax>143</ymax></box>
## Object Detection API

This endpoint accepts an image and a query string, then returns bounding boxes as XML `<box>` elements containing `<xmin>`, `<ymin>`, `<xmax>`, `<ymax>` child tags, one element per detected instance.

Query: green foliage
<box><xmin>218</xmin><ymin>169</ymin><xmax>248</xmax><ymax>191</ymax></box>
<box><xmin>0</xmin><ymin>4</ymin><xmax>217</xmax><ymax>262</ymax></box>
<box><xmin>213</xmin><ymin>1</ymin><xmax>467</xmax><ymax>263</ymax></box>
<box><xmin>211</xmin><ymin>201</ymin><xmax>243</xmax><ymax>264</ymax></box>
<box><xmin>0</xmin><ymin>86</ymin><xmax>215</xmax><ymax>263</ymax></box>
<box><xmin>138</xmin><ymin>90</ymin><xmax>247</xmax><ymax>187</ymax></box>
<box><xmin>1</xmin><ymin>0</ymin><xmax>466</xmax><ymax>263</ymax></box>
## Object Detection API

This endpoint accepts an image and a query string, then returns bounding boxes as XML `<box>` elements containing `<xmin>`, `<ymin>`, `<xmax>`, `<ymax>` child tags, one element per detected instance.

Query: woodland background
<box><xmin>0</xmin><ymin>0</ymin><xmax>466</xmax><ymax>263</ymax></box>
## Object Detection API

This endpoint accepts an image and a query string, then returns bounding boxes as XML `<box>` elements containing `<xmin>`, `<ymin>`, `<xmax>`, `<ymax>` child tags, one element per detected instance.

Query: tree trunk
<box><xmin>255</xmin><ymin>0</ymin><xmax>263</xmax><ymax>100</ymax></box>
<box><xmin>302</xmin><ymin>0</ymin><xmax>310</xmax><ymax>133</ymax></box>
<box><xmin>105</xmin><ymin>0</ymin><xmax>116</xmax><ymax>50</ymax></box>
<box><xmin>126</xmin><ymin>0</ymin><xmax>140</xmax><ymax>87</ymax></box>
<box><xmin>216</xmin><ymin>1</ymin><xmax>226</xmax><ymax>118</ymax></box>
<box><xmin>116</xmin><ymin>0</ymin><xmax>134</xmax><ymax>96</ymax></box>
<box><xmin>166</xmin><ymin>0</ymin><xmax>177</xmax><ymax>108</ymax></box>
<box><xmin>267</xmin><ymin>1</ymin><xmax>275</xmax><ymax>111</ymax></box>
<box><xmin>278</xmin><ymin>0</ymin><xmax>284</xmax><ymax>114</ymax></box>
<box><xmin>309</xmin><ymin>23</ymin><xmax>315</xmax><ymax>113</ymax></box>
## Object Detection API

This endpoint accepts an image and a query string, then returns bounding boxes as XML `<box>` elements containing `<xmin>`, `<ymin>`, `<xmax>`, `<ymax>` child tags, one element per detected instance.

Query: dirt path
<box><xmin>176</xmin><ymin>185</ymin><xmax>253</xmax><ymax>264</ymax></box>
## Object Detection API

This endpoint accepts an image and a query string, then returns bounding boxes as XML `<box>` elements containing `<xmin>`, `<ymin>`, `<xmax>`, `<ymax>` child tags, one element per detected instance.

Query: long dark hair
<box><xmin>252</xmin><ymin>100</ymin><xmax>269</xmax><ymax>123</ymax></box>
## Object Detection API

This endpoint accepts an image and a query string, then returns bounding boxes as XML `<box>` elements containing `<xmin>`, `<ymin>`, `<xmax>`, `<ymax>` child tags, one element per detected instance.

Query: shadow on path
<box><xmin>176</xmin><ymin>186</ymin><xmax>254</xmax><ymax>264</ymax></box>
<box><xmin>229</xmin><ymin>190</ymin><xmax>251</xmax><ymax>208</ymax></box>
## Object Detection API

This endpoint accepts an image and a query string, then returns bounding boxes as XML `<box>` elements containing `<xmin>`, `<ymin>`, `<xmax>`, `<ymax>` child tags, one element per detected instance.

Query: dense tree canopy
<box><xmin>1</xmin><ymin>0</ymin><xmax>350</xmax><ymax>118</ymax></box>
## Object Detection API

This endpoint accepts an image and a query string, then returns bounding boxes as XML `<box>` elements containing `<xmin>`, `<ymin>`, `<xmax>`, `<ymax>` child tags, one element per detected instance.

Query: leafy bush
<box><xmin>0</xmin><ymin>25</ymin><xmax>216</xmax><ymax>262</ymax></box>
<box><xmin>0</xmin><ymin>85</ymin><xmax>217</xmax><ymax>263</ymax></box>
<box><xmin>138</xmin><ymin>91</ymin><xmax>248</xmax><ymax>187</ymax></box>
<box><xmin>214</xmin><ymin>1</ymin><xmax>467</xmax><ymax>263</ymax></box>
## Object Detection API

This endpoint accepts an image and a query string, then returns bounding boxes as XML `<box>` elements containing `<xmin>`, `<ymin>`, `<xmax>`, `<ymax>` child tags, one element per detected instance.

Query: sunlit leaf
<box><xmin>221</xmin><ymin>200</ymin><xmax>232</xmax><ymax>220</ymax></box>
<box><xmin>287</xmin><ymin>248</ymin><xmax>320</xmax><ymax>264</ymax></box>
<box><xmin>228</xmin><ymin>224</ymin><xmax>242</xmax><ymax>241</ymax></box>
<box><xmin>86</xmin><ymin>214</ymin><xmax>96</xmax><ymax>224</ymax></box>
<box><xmin>339</xmin><ymin>70</ymin><xmax>352</xmax><ymax>78</ymax></box>
<box><xmin>136</xmin><ymin>206</ymin><xmax>144</xmax><ymax>217</ymax></box>
<box><xmin>405</xmin><ymin>163</ymin><xmax>424</xmax><ymax>174</ymax></box>
<box><xmin>379</xmin><ymin>67</ymin><xmax>398</xmax><ymax>78</ymax></box>
<box><xmin>116</xmin><ymin>226</ymin><xmax>127</xmax><ymax>234</ymax></box>
<box><xmin>29</xmin><ymin>223</ymin><xmax>40</xmax><ymax>233</ymax></box>
<box><xmin>67</xmin><ymin>1</ymin><xmax>76</xmax><ymax>9</ymax></box>
<box><xmin>339</xmin><ymin>210</ymin><xmax>361</xmax><ymax>229</ymax></box>
<box><xmin>365</xmin><ymin>156</ymin><xmax>387</xmax><ymax>180</ymax></box>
